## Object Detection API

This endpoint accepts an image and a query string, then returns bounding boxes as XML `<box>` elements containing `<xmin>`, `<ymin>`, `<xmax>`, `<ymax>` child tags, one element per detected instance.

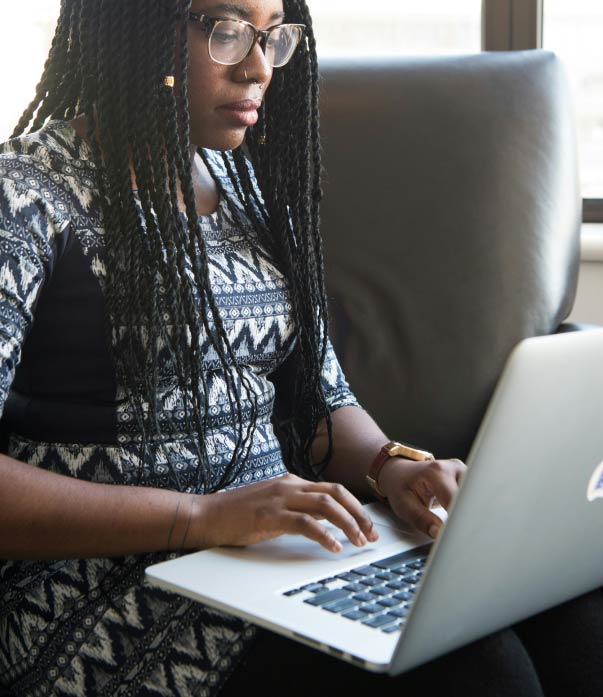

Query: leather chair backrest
<box><xmin>319</xmin><ymin>50</ymin><xmax>581</xmax><ymax>459</ymax></box>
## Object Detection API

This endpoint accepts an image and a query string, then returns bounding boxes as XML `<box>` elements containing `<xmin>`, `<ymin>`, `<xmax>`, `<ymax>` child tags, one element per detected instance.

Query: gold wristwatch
<box><xmin>366</xmin><ymin>440</ymin><xmax>435</xmax><ymax>500</ymax></box>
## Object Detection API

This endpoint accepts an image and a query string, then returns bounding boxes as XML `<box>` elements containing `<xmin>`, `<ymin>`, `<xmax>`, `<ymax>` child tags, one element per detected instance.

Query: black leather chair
<box><xmin>319</xmin><ymin>50</ymin><xmax>583</xmax><ymax>460</ymax></box>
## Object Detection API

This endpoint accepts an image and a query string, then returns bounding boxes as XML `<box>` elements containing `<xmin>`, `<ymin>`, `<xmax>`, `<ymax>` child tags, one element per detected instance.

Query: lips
<box><xmin>220</xmin><ymin>99</ymin><xmax>262</xmax><ymax>112</ymax></box>
<box><xmin>217</xmin><ymin>99</ymin><xmax>262</xmax><ymax>127</ymax></box>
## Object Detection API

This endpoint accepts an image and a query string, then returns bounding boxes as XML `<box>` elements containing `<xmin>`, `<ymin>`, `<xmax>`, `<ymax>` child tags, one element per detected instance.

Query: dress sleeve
<box><xmin>321</xmin><ymin>336</ymin><xmax>363</xmax><ymax>412</ymax></box>
<box><xmin>0</xmin><ymin>173</ymin><xmax>66</xmax><ymax>417</ymax></box>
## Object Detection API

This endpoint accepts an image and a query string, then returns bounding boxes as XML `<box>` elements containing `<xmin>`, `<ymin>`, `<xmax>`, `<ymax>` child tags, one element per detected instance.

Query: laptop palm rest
<box><xmin>145</xmin><ymin>502</ymin><xmax>445</xmax><ymax>668</ymax></box>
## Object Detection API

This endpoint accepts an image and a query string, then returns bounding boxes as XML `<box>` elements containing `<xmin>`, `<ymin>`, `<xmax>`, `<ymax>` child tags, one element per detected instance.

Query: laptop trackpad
<box><xmin>226</xmin><ymin>502</ymin><xmax>447</xmax><ymax>564</ymax></box>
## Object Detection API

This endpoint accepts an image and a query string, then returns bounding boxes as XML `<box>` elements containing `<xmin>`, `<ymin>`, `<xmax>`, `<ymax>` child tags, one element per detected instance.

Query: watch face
<box><xmin>385</xmin><ymin>440</ymin><xmax>401</xmax><ymax>454</ymax></box>
<box><xmin>388</xmin><ymin>442</ymin><xmax>434</xmax><ymax>461</ymax></box>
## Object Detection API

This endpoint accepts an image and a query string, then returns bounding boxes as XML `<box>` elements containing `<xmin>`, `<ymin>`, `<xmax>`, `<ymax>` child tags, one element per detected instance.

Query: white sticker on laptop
<box><xmin>586</xmin><ymin>461</ymin><xmax>603</xmax><ymax>502</ymax></box>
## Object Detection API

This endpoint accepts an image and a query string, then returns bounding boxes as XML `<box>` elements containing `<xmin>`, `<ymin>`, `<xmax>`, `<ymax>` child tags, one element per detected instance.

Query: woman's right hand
<box><xmin>187</xmin><ymin>473</ymin><xmax>379</xmax><ymax>553</ymax></box>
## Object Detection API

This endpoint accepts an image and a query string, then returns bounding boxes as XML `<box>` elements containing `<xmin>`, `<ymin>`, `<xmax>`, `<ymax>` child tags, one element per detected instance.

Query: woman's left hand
<box><xmin>378</xmin><ymin>457</ymin><xmax>466</xmax><ymax>539</ymax></box>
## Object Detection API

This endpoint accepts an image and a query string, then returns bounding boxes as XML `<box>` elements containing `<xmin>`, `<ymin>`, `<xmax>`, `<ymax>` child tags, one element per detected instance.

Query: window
<box><xmin>0</xmin><ymin>1</ymin><xmax>60</xmax><ymax>143</ymax></box>
<box><xmin>306</xmin><ymin>0</ymin><xmax>482</xmax><ymax>57</ymax></box>
<box><xmin>542</xmin><ymin>0</ymin><xmax>603</xmax><ymax>208</ymax></box>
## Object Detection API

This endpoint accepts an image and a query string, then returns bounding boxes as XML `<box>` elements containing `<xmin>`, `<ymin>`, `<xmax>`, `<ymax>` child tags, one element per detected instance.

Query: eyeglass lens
<box><xmin>209</xmin><ymin>21</ymin><xmax>303</xmax><ymax>67</ymax></box>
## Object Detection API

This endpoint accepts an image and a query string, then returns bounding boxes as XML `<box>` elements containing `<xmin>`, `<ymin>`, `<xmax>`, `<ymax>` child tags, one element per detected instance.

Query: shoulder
<box><xmin>0</xmin><ymin>119</ymin><xmax>92</xmax><ymax>162</ymax></box>
<box><xmin>0</xmin><ymin>120</ymin><xmax>99</xmax><ymax>230</ymax></box>
<box><xmin>0</xmin><ymin>121</ymin><xmax>92</xmax><ymax>256</ymax></box>
<box><xmin>0</xmin><ymin>120</ymin><xmax>98</xmax><ymax>197</ymax></box>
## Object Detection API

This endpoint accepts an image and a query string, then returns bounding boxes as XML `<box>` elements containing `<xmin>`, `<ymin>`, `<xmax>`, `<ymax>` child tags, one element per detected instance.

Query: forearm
<box><xmin>0</xmin><ymin>453</ymin><xmax>195</xmax><ymax>560</ymax></box>
<box><xmin>311</xmin><ymin>405</ymin><xmax>389</xmax><ymax>500</ymax></box>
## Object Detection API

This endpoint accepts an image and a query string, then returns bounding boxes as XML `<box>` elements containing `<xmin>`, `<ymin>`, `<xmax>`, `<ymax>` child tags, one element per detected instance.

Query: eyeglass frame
<box><xmin>188</xmin><ymin>12</ymin><xmax>306</xmax><ymax>67</ymax></box>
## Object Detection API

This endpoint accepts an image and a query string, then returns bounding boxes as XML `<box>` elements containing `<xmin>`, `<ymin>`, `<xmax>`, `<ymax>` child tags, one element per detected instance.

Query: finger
<box><xmin>452</xmin><ymin>458</ymin><xmax>467</xmax><ymax>484</ymax></box>
<box><xmin>397</xmin><ymin>492</ymin><xmax>445</xmax><ymax>540</ymax></box>
<box><xmin>304</xmin><ymin>481</ymin><xmax>378</xmax><ymax>542</ymax></box>
<box><xmin>288</xmin><ymin>492</ymin><xmax>368</xmax><ymax>547</ymax></box>
<box><xmin>443</xmin><ymin>458</ymin><xmax>467</xmax><ymax>486</ymax></box>
<box><xmin>282</xmin><ymin>511</ymin><xmax>344</xmax><ymax>553</ymax></box>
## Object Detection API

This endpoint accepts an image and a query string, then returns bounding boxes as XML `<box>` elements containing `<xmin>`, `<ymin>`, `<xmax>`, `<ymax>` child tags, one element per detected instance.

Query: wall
<box><xmin>568</xmin><ymin>225</ymin><xmax>603</xmax><ymax>325</ymax></box>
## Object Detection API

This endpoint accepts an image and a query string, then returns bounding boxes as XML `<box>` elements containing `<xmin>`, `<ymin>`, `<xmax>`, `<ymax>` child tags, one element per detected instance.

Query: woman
<box><xmin>0</xmin><ymin>1</ymin><xmax>600</xmax><ymax>696</ymax></box>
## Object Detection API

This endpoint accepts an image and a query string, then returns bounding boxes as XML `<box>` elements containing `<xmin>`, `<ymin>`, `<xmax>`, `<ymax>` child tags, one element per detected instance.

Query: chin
<box><xmin>191</xmin><ymin>128</ymin><xmax>247</xmax><ymax>152</ymax></box>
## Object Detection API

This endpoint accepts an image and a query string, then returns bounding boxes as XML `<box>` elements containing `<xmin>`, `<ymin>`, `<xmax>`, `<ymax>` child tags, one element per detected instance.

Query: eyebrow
<box><xmin>204</xmin><ymin>3</ymin><xmax>286</xmax><ymax>22</ymax></box>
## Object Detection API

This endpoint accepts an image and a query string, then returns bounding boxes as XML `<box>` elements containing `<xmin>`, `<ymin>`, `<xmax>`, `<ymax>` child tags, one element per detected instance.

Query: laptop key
<box><xmin>337</xmin><ymin>572</ymin><xmax>363</xmax><ymax>583</ymax></box>
<box><xmin>393</xmin><ymin>591</ymin><xmax>413</xmax><ymax>601</ymax></box>
<box><xmin>393</xmin><ymin>565</ymin><xmax>419</xmax><ymax>576</ymax></box>
<box><xmin>371</xmin><ymin>586</ymin><xmax>392</xmax><ymax>596</ymax></box>
<box><xmin>301</xmin><ymin>583</ymin><xmax>327</xmax><ymax>593</ymax></box>
<box><xmin>372</xmin><ymin>546</ymin><xmax>431</xmax><ymax>570</ymax></box>
<box><xmin>359</xmin><ymin>577</ymin><xmax>380</xmax><ymax>587</ymax></box>
<box><xmin>304</xmin><ymin>589</ymin><xmax>349</xmax><ymax>606</ymax></box>
<box><xmin>390</xmin><ymin>566</ymin><xmax>411</xmax><ymax>576</ymax></box>
<box><xmin>372</xmin><ymin>552</ymin><xmax>415</xmax><ymax>570</ymax></box>
<box><xmin>376</xmin><ymin>571</ymin><xmax>398</xmax><ymax>582</ymax></box>
<box><xmin>353</xmin><ymin>565</ymin><xmax>381</xmax><ymax>576</ymax></box>
<box><xmin>362</xmin><ymin>613</ymin><xmax>398</xmax><ymax>628</ymax></box>
<box><xmin>401</xmin><ymin>574</ymin><xmax>418</xmax><ymax>584</ymax></box>
<box><xmin>378</xmin><ymin>597</ymin><xmax>399</xmax><ymax>608</ymax></box>
<box><xmin>343</xmin><ymin>583</ymin><xmax>365</xmax><ymax>593</ymax></box>
<box><xmin>352</xmin><ymin>592</ymin><xmax>374</xmax><ymax>603</ymax></box>
<box><xmin>386</xmin><ymin>580</ymin><xmax>410</xmax><ymax>591</ymax></box>
<box><xmin>324</xmin><ymin>598</ymin><xmax>358</xmax><ymax>613</ymax></box>
<box><xmin>390</xmin><ymin>607</ymin><xmax>409</xmax><ymax>618</ymax></box>
<box><xmin>342</xmin><ymin>610</ymin><xmax>368</xmax><ymax>620</ymax></box>
<box><xmin>382</xmin><ymin>623</ymin><xmax>403</xmax><ymax>633</ymax></box>
<box><xmin>359</xmin><ymin>603</ymin><xmax>383</xmax><ymax>615</ymax></box>
<box><xmin>283</xmin><ymin>588</ymin><xmax>303</xmax><ymax>596</ymax></box>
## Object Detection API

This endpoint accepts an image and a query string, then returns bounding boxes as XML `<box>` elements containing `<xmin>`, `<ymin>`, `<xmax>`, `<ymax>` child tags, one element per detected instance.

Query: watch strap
<box><xmin>366</xmin><ymin>445</ymin><xmax>392</xmax><ymax>500</ymax></box>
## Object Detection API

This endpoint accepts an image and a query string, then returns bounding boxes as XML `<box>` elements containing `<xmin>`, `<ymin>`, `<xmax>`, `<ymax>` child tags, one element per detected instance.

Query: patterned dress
<box><xmin>0</xmin><ymin>120</ymin><xmax>360</xmax><ymax>696</ymax></box>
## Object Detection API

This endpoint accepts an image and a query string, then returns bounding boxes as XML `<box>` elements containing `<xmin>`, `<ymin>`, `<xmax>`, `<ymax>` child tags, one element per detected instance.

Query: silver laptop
<box><xmin>145</xmin><ymin>328</ymin><xmax>603</xmax><ymax>675</ymax></box>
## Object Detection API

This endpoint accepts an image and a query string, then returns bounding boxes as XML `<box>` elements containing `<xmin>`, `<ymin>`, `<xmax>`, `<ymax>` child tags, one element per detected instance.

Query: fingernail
<box><xmin>357</xmin><ymin>532</ymin><xmax>367</xmax><ymax>546</ymax></box>
<box><xmin>367</xmin><ymin>521</ymin><xmax>378</xmax><ymax>541</ymax></box>
<box><xmin>429</xmin><ymin>524</ymin><xmax>440</xmax><ymax>539</ymax></box>
<box><xmin>332</xmin><ymin>539</ymin><xmax>343</xmax><ymax>552</ymax></box>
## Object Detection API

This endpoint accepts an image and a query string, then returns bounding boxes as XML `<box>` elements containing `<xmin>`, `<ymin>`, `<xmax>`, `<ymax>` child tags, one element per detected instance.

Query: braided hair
<box><xmin>13</xmin><ymin>0</ymin><xmax>333</xmax><ymax>492</ymax></box>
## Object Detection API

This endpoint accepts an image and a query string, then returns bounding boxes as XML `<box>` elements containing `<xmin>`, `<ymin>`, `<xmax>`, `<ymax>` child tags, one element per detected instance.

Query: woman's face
<box><xmin>186</xmin><ymin>0</ymin><xmax>285</xmax><ymax>150</ymax></box>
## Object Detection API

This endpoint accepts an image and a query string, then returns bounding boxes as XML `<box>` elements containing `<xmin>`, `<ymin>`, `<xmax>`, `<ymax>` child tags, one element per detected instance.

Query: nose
<box><xmin>238</xmin><ymin>40</ymin><xmax>273</xmax><ymax>85</ymax></box>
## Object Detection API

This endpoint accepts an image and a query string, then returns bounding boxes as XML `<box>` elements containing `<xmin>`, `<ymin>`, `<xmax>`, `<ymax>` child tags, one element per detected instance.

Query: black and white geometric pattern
<box><xmin>0</xmin><ymin>120</ymin><xmax>360</xmax><ymax>696</ymax></box>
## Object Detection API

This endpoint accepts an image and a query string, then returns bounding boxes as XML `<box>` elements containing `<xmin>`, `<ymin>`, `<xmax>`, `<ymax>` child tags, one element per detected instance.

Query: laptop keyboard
<box><xmin>282</xmin><ymin>544</ymin><xmax>431</xmax><ymax>634</ymax></box>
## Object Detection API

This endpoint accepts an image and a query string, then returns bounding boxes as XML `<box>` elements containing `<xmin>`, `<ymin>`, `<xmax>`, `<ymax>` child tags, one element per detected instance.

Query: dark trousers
<box><xmin>220</xmin><ymin>588</ymin><xmax>603</xmax><ymax>697</ymax></box>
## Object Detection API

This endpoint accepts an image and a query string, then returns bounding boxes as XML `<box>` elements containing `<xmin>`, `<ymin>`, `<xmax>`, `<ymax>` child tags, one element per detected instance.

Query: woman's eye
<box><xmin>213</xmin><ymin>32</ymin><xmax>239</xmax><ymax>44</ymax></box>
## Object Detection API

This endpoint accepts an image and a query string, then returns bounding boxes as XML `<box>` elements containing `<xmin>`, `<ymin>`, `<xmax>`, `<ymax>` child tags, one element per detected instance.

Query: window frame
<box><xmin>482</xmin><ymin>0</ymin><xmax>602</xmax><ymax>223</ymax></box>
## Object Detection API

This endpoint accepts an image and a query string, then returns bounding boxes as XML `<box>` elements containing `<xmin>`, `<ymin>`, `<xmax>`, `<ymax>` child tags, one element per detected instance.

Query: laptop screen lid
<box><xmin>390</xmin><ymin>328</ymin><xmax>603</xmax><ymax>675</ymax></box>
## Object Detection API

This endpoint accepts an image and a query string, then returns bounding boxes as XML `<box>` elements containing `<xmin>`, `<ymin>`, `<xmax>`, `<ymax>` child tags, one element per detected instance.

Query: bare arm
<box><xmin>0</xmin><ymin>453</ymin><xmax>194</xmax><ymax>559</ymax></box>
<box><xmin>0</xmin><ymin>450</ymin><xmax>378</xmax><ymax>560</ymax></box>
<box><xmin>311</xmin><ymin>405</ymin><xmax>389</xmax><ymax>501</ymax></box>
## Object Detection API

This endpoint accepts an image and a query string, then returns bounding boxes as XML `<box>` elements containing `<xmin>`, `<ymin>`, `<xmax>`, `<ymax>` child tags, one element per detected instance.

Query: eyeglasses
<box><xmin>188</xmin><ymin>13</ymin><xmax>305</xmax><ymax>68</ymax></box>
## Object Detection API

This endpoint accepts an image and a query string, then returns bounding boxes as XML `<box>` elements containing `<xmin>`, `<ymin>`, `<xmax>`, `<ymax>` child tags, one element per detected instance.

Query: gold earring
<box><xmin>164</xmin><ymin>75</ymin><xmax>175</xmax><ymax>88</ymax></box>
